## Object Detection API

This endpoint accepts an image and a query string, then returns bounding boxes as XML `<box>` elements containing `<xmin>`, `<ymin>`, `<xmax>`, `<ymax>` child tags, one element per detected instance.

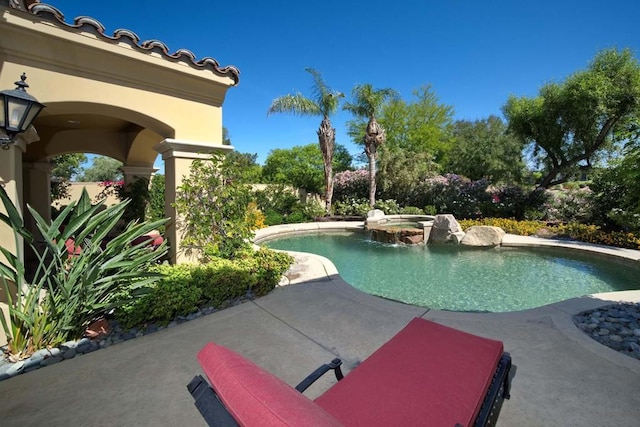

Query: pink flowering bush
<box><xmin>97</xmin><ymin>179</ymin><xmax>125</xmax><ymax>199</ymax></box>
<box><xmin>409</xmin><ymin>174</ymin><xmax>491</xmax><ymax>219</ymax></box>
<box><xmin>333</xmin><ymin>169</ymin><xmax>369</xmax><ymax>202</ymax></box>
<box><xmin>544</xmin><ymin>187</ymin><xmax>593</xmax><ymax>223</ymax></box>
<box><xmin>485</xmin><ymin>185</ymin><xmax>548</xmax><ymax>220</ymax></box>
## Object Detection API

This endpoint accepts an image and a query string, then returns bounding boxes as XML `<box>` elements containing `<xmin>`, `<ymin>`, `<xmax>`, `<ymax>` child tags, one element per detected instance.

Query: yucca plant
<box><xmin>0</xmin><ymin>185</ymin><xmax>168</xmax><ymax>360</ymax></box>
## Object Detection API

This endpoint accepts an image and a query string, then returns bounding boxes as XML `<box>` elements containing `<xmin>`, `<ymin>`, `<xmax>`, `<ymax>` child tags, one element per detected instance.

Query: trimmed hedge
<box><xmin>115</xmin><ymin>248</ymin><xmax>293</xmax><ymax>328</ymax></box>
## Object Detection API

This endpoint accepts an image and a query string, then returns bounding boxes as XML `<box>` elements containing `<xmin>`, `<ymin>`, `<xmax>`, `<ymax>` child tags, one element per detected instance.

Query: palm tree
<box><xmin>268</xmin><ymin>68</ymin><xmax>343</xmax><ymax>213</ymax></box>
<box><xmin>344</xmin><ymin>84</ymin><xmax>399</xmax><ymax>207</ymax></box>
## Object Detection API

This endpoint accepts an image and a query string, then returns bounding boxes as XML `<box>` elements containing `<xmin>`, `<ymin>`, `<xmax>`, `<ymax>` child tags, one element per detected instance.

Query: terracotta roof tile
<box><xmin>13</xmin><ymin>2</ymin><xmax>240</xmax><ymax>85</ymax></box>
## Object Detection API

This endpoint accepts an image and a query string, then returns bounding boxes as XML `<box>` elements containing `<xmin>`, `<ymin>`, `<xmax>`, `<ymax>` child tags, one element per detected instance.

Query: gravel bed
<box><xmin>574</xmin><ymin>302</ymin><xmax>640</xmax><ymax>360</ymax></box>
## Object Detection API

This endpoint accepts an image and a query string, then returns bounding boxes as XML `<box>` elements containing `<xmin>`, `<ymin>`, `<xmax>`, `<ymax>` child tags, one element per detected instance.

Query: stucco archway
<box><xmin>1</xmin><ymin>0</ymin><xmax>240</xmax><ymax>267</ymax></box>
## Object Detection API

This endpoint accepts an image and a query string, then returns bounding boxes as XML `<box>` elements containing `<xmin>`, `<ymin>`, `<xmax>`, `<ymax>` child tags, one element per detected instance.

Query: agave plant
<box><xmin>0</xmin><ymin>185</ymin><xmax>168</xmax><ymax>360</ymax></box>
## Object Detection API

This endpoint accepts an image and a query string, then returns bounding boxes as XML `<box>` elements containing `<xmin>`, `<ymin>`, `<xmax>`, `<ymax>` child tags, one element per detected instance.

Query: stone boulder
<box><xmin>460</xmin><ymin>226</ymin><xmax>505</xmax><ymax>247</ymax></box>
<box><xmin>428</xmin><ymin>214</ymin><xmax>463</xmax><ymax>244</ymax></box>
<box><xmin>367</xmin><ymin>224</ymin><xmax>426</xmax><ymax>245</ymax></box>
<box><xmin>367</xmin><ymin>209</ymin><xmax>385</xmax><ymax>219</ymax></box>
<box><xmin>451</xmin><ymin>231</ymin><xmax>466</xmax><ymax>245</ymax></box>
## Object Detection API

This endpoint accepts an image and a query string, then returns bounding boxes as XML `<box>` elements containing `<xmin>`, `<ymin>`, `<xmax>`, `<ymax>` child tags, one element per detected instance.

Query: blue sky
<box><xmin>50</xmin><ymin>0</ymin><xmax>640</xmax><ymax>167</ymax></box>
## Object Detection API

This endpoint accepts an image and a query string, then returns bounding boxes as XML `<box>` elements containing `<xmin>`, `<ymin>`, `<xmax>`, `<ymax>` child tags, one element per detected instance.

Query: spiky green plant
<box><xmin>0</xmin><ymin>185</ymin><xmax>168</xmax><ymax>359</ymax></box>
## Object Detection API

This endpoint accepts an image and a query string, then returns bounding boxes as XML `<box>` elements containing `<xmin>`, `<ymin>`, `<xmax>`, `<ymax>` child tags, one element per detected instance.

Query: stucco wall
<box><xmin>52</xmin><ymin>182</ymin><xmax>120</xmax><ymax>209</ymax></box>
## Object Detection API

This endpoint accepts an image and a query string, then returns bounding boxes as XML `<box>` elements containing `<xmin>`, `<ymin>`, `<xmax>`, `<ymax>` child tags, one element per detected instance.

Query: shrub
<box><xmin>607</xmin><ymin>209</ymin><xmax>640</xmax><ymax>234</ymax></box>
<box><xmin>400</xmin><ymin>206</ymin><xmax>425</xmax><ymax>215</ymax></box>
<box><xmin>301</xmin><ymin>199</ymin><xmax>326</xmax><ymax>220</ymax></box>
<box><xmin>116</xmin><ymin>264</ymin><xmax>200</xmax><ymax>329</ymax></box>
<box><xmin>245</xmin><ymin>202</ymin><xmax>266</xmax><ymax>229</ymax></box>
<box><xmin>589</xmin><ymin>148</ymin><xmax>640</xmax><ymax>233</ymax></box>
<box><xmin>253</xmin><ymin>185</ymin><xmax>305</xmax><ymax>225</ymax></box>
<box><xmin>374</xmin><ymin>199</ymin><xmax>401</xmax><ymax>215</ymax></box>
<box><xmin>485</xmin><ymin>185</ymin><xmax>547</xmax><ymax>220</ymax></box>
<box><xmin>412</xmin><ymin>174</ymin><xmax>491</xmax><ymax>219</ymax></box>
<box><xmin>175</xmin><ymin>155</ymin><xmax>256</xmax><ymax>259</ymax></box>
<box><xmin>148</xmin><ymin>174</ymin><xmax>166</xmax><ymax>232</ymax></box>
<box><xmin>284</xmin><ymin>211</ymin><xmax>308</xmax><ymax>224</ymax></box>
<box><xmin>423</xmin><ymin>205</ymin><xmax>437</xmax><ymax>215</ymax></box>
<box><xmin>333</xmin><ymin>169</ymin><xmax>369</xmax><ymax>202</ymax></box>
<box><xmin>114</xmin><ymin>248</ymin><xmax>293</xmax><ymax>328</ymax></box>
<box><xmin>556</xmin><ymin>223</ymin><xmax>640</xmax><ymax>249</ymax></box>
<box><xmin>545</xmin><ymin>187</ymin><xmax>593</xmax><ymax>223</ymax></box>
<box><xmin>192</xmin><ymin>259</ymin><xmax>256</xmax><ymax>305</ymax></box>
<box><xmin>249</xmin><ymin>248</ymin><xmax>294</xmax><ymax>296</ymax></box>
<box><xmin>253</xmin><ymin>185</ymin><xmax>300</xmax><ymax>217</ymax></box>
<box><xmin>458</xmin><ymin>218</ymin><xmax>640</xmax><ymax>249</ymax></box>
<box><xmin>264</xmin><ymin>209</ymin><xmax>284</xmax><ymax>226</ymax></box>
<box><xmin>459</xmin><ymin>218</ymin><xmax>547</xmax><ymax>236</ymax></box>
<box><xmin>333</xmin><ymin>198</ymin><xmax>370</xmax><ymax>216</ymax></box>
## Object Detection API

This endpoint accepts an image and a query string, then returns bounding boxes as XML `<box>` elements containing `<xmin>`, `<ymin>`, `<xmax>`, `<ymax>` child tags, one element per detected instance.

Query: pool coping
<box><xmin>255</xmin><ymin>221</ymin><xmax>640</xmax><ymax>374</ymax></box>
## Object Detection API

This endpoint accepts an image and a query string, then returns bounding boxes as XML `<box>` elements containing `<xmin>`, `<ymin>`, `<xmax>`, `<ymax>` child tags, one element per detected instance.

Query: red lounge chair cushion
<box><xmin>131</xmin><ymin>231</ymin><xmax>164</xmax><ymax>247</ymax></box>
<box><xmin>197</xmin><ymin>343</ymin><xmax>342</xmax><ymax>427</ymax></box>
<box><xmin>315</xmin><ymin>318</ymin><xmax>504</xmax><ymax>427</ymax></box>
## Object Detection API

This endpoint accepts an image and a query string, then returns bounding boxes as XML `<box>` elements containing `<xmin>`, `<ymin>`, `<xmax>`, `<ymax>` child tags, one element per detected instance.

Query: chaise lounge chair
<box><xmin>187</xmin><ymin>317</ymin><xmax>513</xmax><ymax>426</ymax></box>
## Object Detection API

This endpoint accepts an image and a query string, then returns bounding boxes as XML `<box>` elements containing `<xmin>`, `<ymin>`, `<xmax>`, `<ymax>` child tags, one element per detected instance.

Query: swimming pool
<box><xmin>265</xmin><ymin>232</ymin><xmax>640</xmax><ymax>312</ymax></box>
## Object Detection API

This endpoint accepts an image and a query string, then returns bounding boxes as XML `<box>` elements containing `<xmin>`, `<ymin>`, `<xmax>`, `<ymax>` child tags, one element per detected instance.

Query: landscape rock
<box><xmin>451</xmin><ymin>231</ymin><xmax>466</xmax><ymax>245</ymax></box>
<box><xmin>367</xmin><ymin>209</ymin><xmax>385</xmax><ymax>219</ymax></box>
<box><xmin>428</xmin><ymin>214</ymin><xmax>462</xmax><ymax>244</ymax></box>
<box><xmin>574</xmin><ymin>302</ymin><xmax>640</xmax><ymax>360</ymax></box>
<box><xmin>460</xmin><ymin>226</ymin><xmax>505</xmax><ymax>247</ymax></box>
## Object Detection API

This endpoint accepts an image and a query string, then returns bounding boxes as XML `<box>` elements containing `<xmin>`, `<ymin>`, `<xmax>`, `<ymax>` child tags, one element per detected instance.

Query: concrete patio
<box><xmin>1</xmin><ymin>248</ymin><xmax>639</xmax><ymax>426</ymax></box>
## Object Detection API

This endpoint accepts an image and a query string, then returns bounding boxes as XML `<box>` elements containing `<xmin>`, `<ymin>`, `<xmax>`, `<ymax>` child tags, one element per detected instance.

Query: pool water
<box><xmin>265</xmin><ymin>233</ymin><xmax>640</xmax><ymax>312</ymax></box>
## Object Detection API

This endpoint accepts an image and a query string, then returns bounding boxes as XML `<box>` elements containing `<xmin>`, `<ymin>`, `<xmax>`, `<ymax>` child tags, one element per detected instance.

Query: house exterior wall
<box><xmin>0</xmin><ymin>2</ymin><xmax>238</xmax><ymax>272</ymax></box>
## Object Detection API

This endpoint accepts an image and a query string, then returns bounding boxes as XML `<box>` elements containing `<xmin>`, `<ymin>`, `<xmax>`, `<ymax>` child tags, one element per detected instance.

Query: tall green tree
<box><xmin>589</xmin><ymin>142</ymin><xmax>640</xmax><ymax>232</ymax></box>
<box><xmin>378</xmin><ymin>85</ymin><xmax>455</xmax><ymax>164</ymax></box>
<box><xmin>344</xmin><ymin>84</ymin><xmax>399</xmax><ymax>206</ymax></box>
<box><xmin>348</xmin><ymin>85</ymin><xmax>454</xmax><ymax>200</ymax></box>
<box><xmin>225</xmin><ymin>151</ymin><xmax>263</xmax><ymax>183</ymax></box>
<box><xmin>79</xmin><ymin>156</ymin><xmax>123</xmax><ymax>182</ymax></box>
<box><xmin>222</xmin><ymin>126</ymin><xmax>231</xmax><ymax>145</ymax></box>
<box><xmin>50</xmin><ymin>153</ymin><xmax>87</xmax><ymax>200</ymax></box>
<box><xmin>446</xmin><ymin>116</ymin><xmax>525</xmax><ymax>183</ymax></box>
<box><xmin>268</xmin><ymin>68</ymin><xmax>343</xmax><ymax>212</ymax></box>
<box><xmin>262</xmin><ymin>143</ymin><xmax>353</xmax><ymax>194</ymax></box>
<box><xmin>503</xmin><ymin>48</ymin><xmax>640</xmax><ymax>189</ymax></box>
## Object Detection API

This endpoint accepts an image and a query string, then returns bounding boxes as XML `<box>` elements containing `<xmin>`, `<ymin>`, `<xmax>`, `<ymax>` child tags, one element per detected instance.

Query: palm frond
<box><xmin>344</xmin><ymin>83</ymin><xmax>399</xmax><ymax>119</ymax></box>
<box><xmin>306</xmin><ymin>68</ymin><xmax>343</xmax><ymax>117</ymax></box>
<box><xmin>267</xmin><ymin>94</ymin><xmax>320</xmax><ymax>117</ymax></box>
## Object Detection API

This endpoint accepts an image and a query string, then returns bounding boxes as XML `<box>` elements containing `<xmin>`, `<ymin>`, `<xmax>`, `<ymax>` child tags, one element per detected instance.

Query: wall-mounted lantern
<box><xmin>0</xmin><ymin>73</ymin><xmax>45</xmax><ymax>150</ymax></box>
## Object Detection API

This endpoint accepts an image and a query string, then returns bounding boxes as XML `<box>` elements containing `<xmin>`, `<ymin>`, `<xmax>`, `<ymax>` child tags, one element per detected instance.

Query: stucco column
<box><xmin>23</xmin><ymin>161</ymin><xmax>53</xmax><ymax>234</ymax></box>
<box><xmin>121</xmin><ymin>165</ymin><xmax>158</xmax><ymax>186</ymax></box>
<box><xmin>0</xmin><ymin>140</ymin><xmax>25</xmax><ymax>347</ymax></box>
<box><xmin>0</xmin><ymin>140</ymin><xmax>26</xmax><ymax>267</ymax></box>
<box><xmin>154</xmin><ymin>139</ymin><xmax>233</xmax><ymax>264</ymax></box>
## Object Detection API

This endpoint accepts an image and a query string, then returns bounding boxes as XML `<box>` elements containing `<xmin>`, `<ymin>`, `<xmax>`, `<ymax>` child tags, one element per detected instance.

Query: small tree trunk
<box><xmin>318</xmin><ymin>118</ymin><xmax>335</xmax><ymax>213</ymax></box>
<box><xmin>367</xmin><ymin>151</ymin><xmax>377</xmax><ymax>207</ymax></box>
<box><xmin>364</xmin><ymin>118</ymin><xmax>385</xmax><ymax>208</ymax></box>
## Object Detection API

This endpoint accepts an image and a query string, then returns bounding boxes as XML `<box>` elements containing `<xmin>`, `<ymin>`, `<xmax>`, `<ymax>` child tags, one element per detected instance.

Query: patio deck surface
<box><xmin>1</xmin><ymin>248</ymin><xmax>639</xmax><ymax>426</ymax></box>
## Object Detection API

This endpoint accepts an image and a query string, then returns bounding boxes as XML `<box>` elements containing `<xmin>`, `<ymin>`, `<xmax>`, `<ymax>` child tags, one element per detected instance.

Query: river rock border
<box><xmin>574</xmin><ymin>302</ymin><xmax>640</xmax><ymax>360</ymax></box>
